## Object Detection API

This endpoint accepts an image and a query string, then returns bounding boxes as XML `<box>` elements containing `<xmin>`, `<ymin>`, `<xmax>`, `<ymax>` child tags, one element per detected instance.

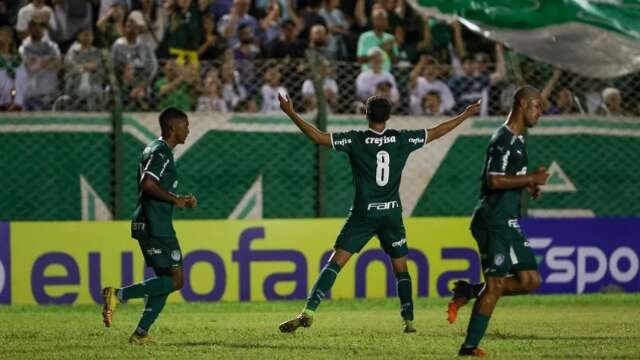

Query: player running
<box><xmin>101</xmin><ymin>107</ymin><xmax>197</xmax><ymax>344</ymax></box>
<box><xmin>447</xmin><ymin>86</ymin><xmax>550</xmax><ymax>357</ymax></box>
<box><xmin>277</xmin><ymin>93</ymin><xmax>480</xmax><ymax>334</ymax></box>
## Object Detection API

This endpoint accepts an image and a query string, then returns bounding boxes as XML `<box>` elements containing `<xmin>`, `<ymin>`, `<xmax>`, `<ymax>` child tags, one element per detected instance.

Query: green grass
<box><xmin>0</xmin><ymin>294</ymin><xmax>638</xmax><ymax>359</ymax></box>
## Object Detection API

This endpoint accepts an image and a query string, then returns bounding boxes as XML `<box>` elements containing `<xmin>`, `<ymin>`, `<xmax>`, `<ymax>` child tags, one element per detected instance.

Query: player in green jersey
<box><xmin>101</xmin><ymin>107</ymin><xmax>197</xmax><ymax>344</ymax></box>
<box><xmin>446</xmin><ymin>86</ymin><xmax>550</xmax><ymax>357</ymax></box>
<box><xmin>277</xmin><ymin>93</ymin><xmax>480</xmax><ymax>334</ymax></box>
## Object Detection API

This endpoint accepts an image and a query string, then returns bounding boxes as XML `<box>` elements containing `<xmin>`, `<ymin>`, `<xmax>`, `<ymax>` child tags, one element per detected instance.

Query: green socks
<box><xmin>395</xmin><ymin>272</ymin><xmax>414</xmax><ymax>321</ymax></box>
<box><xmin>463</xmin><ymin>313</ymin><xmax>491</xmax><ymax>348</ymax></box>
<box><xmin>136</xmin><ymin>293</ymin><xmax>169</xmax><ymax>332</ymax></box>
<box><xmin>118</xmin><ymin>276</ymin><xmax>175</xmax><ymax>301</ymax></box>
<box><xmin>305</xmin><ymin>261</ymin><xmax>341</xmax><ymax>312</ymax></box>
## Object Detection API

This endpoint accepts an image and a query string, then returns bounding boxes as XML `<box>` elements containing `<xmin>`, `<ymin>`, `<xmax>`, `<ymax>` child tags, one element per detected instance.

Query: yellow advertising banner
<box><xmin>6</xmin><ymin>218</ymin><xmax>480</xmax><ymax>305</ymax></box>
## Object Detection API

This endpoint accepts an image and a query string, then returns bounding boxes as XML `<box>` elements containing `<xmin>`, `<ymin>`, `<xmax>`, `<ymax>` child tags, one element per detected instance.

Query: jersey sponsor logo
<box><xmin>365</xmin><ymin>136</ymin><xmax>396</xmax><ymax>147</ymax></box>
<box><xmin>334</xmin><ymin>138</ymin><xmax>352</xmax><ymax>147</ymax></box>
<box><xmin>494</xmin><ymin>254</ymin><xmax>505</xmax><ymax>266</ymax></box>
<box><xmin>171</xmin><ymin>250</ymin><xmax>182</xmax><ymax>262</ymax></box>
<box><xmin>501</xmin><ymin>150</ymin><xmax>511</xmax><ymax>171</ymax></box>
<box><xmin>146</xmin><ymin>248</ymin><xmax>162</xmax><ymax>255</ymax></box>
<box><xmin>408</xmin><ymin>137</ymin><xmax>425</xmax><ymax>145</ymax></box>
<box><xmin>507</xmin><ymin>219</ymin><xmax>520</xmax><ymax>229</ymax></box>
<box><xmin>392</xmin><ymin>238</ymin><xmax>407</xmax><ymax>248</ymax></box>
<box><xmin>367</xmin><ymin>201</ymin><xmax>399</xmax><ymax>211</ymax></box>
<box><xmin>132</xmin><ymin>222</ymin><xmax>146</xmax><ymax>231</ymax></box>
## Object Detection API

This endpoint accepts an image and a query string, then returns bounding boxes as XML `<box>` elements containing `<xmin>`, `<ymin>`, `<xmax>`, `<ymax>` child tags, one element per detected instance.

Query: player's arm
<box><xmin>141</xmin><ymin>175</ymin><xmax>190</xmax><ymax>208</ymax></box>
<box><xmin>488</xmin><ymin>167</ymin><xmax>549</xmax><ymax>191</ymax></box>
<box><xmin>279</xmin><ymin>93</ymin><xmax>332</xmax><ymax>147</ymax></box>
<box><xmin>426</xmin><ymin>100</ymin><xmax>480</xmax><ymax>143</ymax></box>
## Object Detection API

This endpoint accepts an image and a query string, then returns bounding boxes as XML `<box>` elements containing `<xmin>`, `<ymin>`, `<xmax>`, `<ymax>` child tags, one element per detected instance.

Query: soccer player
<box><xmin>277</xmin><ymin>93</ymin><xmax>481</xmax><ymax>333</ymax></box>
<box><xmin>447</xmin><ymin>86</ymin><xmax>550</xmax><ymax>357</ymax></box>
<box><xmin>101</xmin><ymin>107</ymin><xmax>197</xmax><ymax>344</ymax></box>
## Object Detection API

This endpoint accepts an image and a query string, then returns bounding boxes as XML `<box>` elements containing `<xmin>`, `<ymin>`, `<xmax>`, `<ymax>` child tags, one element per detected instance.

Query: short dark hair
<box><xmin>512</xmin><ymin>85</ymin><xmax>540</xmax><ymax>110</ymax></box>
<box><xmin>159</xmin><ymin>107</ymin><xmax>187</xmax><ymax>135</ymax></box>
<box><xmin>426</xmin><ymin>90</ymin><xmax>441</xmax><ymax>99</ymax></box>
<box><xmin>366</xmin><ymin>96</ymin><xmax>392</xmax><ymax>123</ymax></box>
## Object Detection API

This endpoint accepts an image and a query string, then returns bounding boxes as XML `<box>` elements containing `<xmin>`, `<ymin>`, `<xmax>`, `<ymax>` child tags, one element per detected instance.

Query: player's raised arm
<box><xmin>426</xmin><ymin>100</ymin><xmax>481</xmax><ymax>143</ymax></box>
<box><xmin>279</xmin><ymin>93</ymin><xmax>332</xmax><ymax>147</ymax></box>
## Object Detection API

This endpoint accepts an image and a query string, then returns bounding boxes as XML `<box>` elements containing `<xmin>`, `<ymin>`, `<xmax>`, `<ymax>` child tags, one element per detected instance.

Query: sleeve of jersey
<box><xmin>401</xmin><ymin>129</ymin><xmax>428</xmax><ymax>153</ymax></box>
<box><xmin>142</xmin><ymin>148</ymin><xmax>171</xmax><ymax>181</ymax></box>
<box><xmin>486</xmin><ymin>141</ymin><xmax>509</xmax><ymax>176</ymax></box>
<box><xmin>330</xmin><ymin>131</ymin><xmax>354</xmax><ymax>153</ymax></box>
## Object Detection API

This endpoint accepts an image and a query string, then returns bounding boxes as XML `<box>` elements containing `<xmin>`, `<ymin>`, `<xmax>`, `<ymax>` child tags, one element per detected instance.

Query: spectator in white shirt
<box><xmin>301</xmin><ymin>60</ymin><xmax>338</xmax><ymax>113</ymax></box>
<box><xmin>355</xmin><ymin>47</ymin><xmax>399</xmax><ymax>105</ymax></box>
<box><xmin>16</xmin><ymin>0</ymin><xmax>57</xmax><ymax>40</ymax></box>
<box><xmin>408</xmin><ymin>54</ymin><xmax>455</xmax><ymax>115</ymax></box>
<box><xmin>260</xmin><ymin>66</ymin><xmax>287</xmax><ymax>113</ymax></box>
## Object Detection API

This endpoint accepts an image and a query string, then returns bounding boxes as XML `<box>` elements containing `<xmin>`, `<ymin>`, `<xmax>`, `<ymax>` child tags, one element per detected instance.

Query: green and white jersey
<box><xmin>477</xmin><ymin>125</ymin><xmax>528</xmax><ymax>222</ymax></box>
<box><xmin>131</xmin><ymin>138</ymin><xmax>179</xmax><ymax>238</ymax></box>
<box><xmin>331</xmin><ymin>128</ymin><xmax>428</xmax><ymax>217</ymax></box>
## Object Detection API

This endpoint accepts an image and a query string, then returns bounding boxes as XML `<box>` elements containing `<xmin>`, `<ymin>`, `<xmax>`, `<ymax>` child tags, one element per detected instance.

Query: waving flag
<box><xmin>411</xmin><ymin>0</ymin><xmax>640</xmax><ymax>78</ymax></box>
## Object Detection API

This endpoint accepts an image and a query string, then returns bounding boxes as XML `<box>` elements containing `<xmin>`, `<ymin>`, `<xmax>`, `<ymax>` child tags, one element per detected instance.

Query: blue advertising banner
<box><xmin>521</xmin><ymin>218</ymin><xmax>640</xmax><ymax>294</ymax></box>
<box><xmin>0</xmin><ymin>222</ymin><xmax>9</xmax><ymax>304</ymax></box>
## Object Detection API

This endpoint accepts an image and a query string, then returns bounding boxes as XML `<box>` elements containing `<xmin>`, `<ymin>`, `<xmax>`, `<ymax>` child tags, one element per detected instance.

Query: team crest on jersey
<box><xmin>171</xmin><ymin>250</ymin><xmax>182</xmax><ymax>262</ymax></box>
<box><xmin>494</xmin><ymin>254</ymin><xmax>505</xmax><ymax>266</ymax></box>
<box><xmin>172</xmin><ymin>180</ymin><xmax>178</xmax><ymax>189</ymax></box>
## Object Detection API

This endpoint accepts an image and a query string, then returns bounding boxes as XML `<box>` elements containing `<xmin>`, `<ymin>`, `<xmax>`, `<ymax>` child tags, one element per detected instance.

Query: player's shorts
<box><xmin>334</xmin><ymin>212</ymin><xmax>408</xmax><ymax>258</ymax></box>
<box><xmin>470</xmin><ymin>211</ymin><xmax>537</xmax><ymax>277</ymax></box>
<box><xmin>138</xmin><ymin>236</ymin><xmax>183</xmax><ymax>271</ymax></box>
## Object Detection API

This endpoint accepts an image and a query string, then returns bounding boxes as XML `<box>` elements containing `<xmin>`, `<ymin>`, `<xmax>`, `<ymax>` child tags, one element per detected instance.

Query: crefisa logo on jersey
<box><xmin>365</xmin><ymin>136</ymin><xmax>396</xmax><ymax>147</ymax></box>
<box><xmin>408</xmin><ymin>137</ymin><xmax>424</xmax><ymax>145</ymax></box>
<box><xmin>334</xmin><ymin>138</ymin><xmax>352</xmax><ymax>147</ymax></box>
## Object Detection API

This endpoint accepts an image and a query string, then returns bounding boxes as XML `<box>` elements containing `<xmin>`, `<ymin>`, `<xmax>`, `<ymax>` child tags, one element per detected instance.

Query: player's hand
<box><xmin>531</xmin><ymin>166</ymin><xmax>549</xmax><ymax>186</ymax></box>
<box><xmin>174</xmin><ymin>196</ymin><xmax>189</xmax><ymax>209</ymax></box>
<box><xmin>278</xmin><ymin>93</ymin><xmax>294</xmax><ymax>115</ymax></box>
<box><xmin>462</xmin><ymin>100</ymin><xmax>481</xmax><ymax>118</ymax></box>
<box><xmin>185</xmin><ymin>193</ymin><xmax>198</xmax><ymax>209</ymax></box>
<box><xmin>527</xmin><ymin>184</ymin><xmax>542</xmax><ymax>200</ymax></box>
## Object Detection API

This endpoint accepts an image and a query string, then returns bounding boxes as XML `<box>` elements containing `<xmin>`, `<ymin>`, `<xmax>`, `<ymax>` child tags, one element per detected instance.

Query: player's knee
<box><xmin>486</xmin><ymin>278</ymin><xmax>505</xmax><ymax>296</ymax></box>
<box><xmin>525</xmin><ymin>273</ymin><xmax>542</xmax><ymax>293</ymax></box>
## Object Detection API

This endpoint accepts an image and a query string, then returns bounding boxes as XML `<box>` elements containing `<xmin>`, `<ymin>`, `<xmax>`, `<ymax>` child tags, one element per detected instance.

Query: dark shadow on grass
<box><xmin>485</xmin><ymin>333</ymin><xmax>640</xmax><ymax>341</ymax></box>
<box><xmin>164</xmin><ymin>340</ymin><xmax>331</xmax><ymax>351</ymax></box>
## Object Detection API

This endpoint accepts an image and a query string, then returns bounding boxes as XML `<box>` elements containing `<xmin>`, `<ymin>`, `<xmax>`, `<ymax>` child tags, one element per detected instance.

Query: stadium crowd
<box><xmin>0</xmin><ymin>0</ymin><xmax>637</xmax><ymax>116</ymax></box>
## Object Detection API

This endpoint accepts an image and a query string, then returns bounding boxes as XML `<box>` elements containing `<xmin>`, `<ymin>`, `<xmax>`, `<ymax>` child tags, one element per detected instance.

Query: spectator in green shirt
<box><xmin>356</xmin><ymin>8</ymin><xmax>397</xmax><ymax>72</ymax></box>
<box><xmin>154</xmin><ymin>59</ymin><xmax>197</xmax><ymax>111</ymax></box>
<box><xmin>166</xmin><ymin>0</ymin><xmax>202</xmax><ymax>67</ymax></box>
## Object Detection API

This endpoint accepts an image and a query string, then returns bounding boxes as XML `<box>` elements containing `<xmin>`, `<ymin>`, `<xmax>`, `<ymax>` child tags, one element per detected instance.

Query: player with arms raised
<box><xmin>277</xmin><ymin>93</ymin><xmax>480</xmax><ymax>333</ymax></box>
<box><xmin>447</xmin><ymin>86</ymin><xmax>550</xmax><ymax>357</ymax></box>
<box><xmin>101</xmin><ymin>107</ymin><xmax>197</xmax><ymax>344</ymax></box>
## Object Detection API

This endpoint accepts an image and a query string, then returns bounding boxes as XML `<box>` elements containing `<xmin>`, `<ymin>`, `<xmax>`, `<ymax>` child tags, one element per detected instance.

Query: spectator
<box><xmin>356</xmin><ymin>8</ymin><xmax>397</xmax><ymax>72</ymax></box>
<box><xmin>197</xmin><ymin>67</ymin><xmax>227</xmax><ymax>112</ymax></box>
<box><xmin>64</xmin><ymin>27</ymin><xmax>104</xmax><ymax>111</ymax></box>
<box><xmin>154</xmin><ymin>59</ymin><xmax>197</xmax><ymax>111</ymax></box>
<box><xmin>408</xmin><ymin>54</ymin><xmax>454</xmax><ymax>115</ymax></box>
<box><xmin>165</xmin><ymin>0</ymin><xmax>202</xmax><ymax>66</ymax></box>
<box><xmin>259</xmin><ymin>0</ymin><xmax>284</xmax><ymax>45</ymax></box>
<box><xmin>0</xmin><ymin>27</ymin><xmax>22</xmax><ymax>110</ymax></box>
<box><xmin>220</xmin><ymin>59</ymin><xmax>250</xmax><ymax>111</ymax></box>
<box><xmin>19</xmin><ymin>19</ymin><xmax>61</xmax><ymax>110</ymax></box>
<box><xmin>217</xmin><ymin>0</ymin><xmax>258</xmax><ymax>48</ymax></box>
<box><xmin>298</xmin><ymin>0</ymin><xmax>326</xmax><ymax>42</ymax></box>
<box><xmin>448</xmin><ymin>43</ymin><xmax>505</xmax><ymax>115</ymax></box>
<box><xmin>16</xmin><ymin>0</ymin><xmax>57</xmax><ymax>40</ymax></box>
<box><xmin>355</xmin><ymin>48</ymin><xmax>399</xmax><ymax>105</ymax></box>
<box><xmin>52</xmin><ymin>0</ymin><xmax>93</xmax><ymax>53</ymax></box>
<box><xmin>233</xmin><ymin>23</ymin><xmax>260</xmax><ymax>107</ymax></box>
<box><xmin>96</xmin><ymin>2</ymin><xmax>126</xmax><ymax>48</ymax></box>
<box><xmin>260</xmin><ymin>66</ymin><xmax>287</xmax><ymax>112</ymax></box>
<box><xmin>319</xmin><ymin>0</ymin><xmax>348</xmax><ymax>60</ymax></box>
<box><xmin>597</xmin><ymin>87</ymin><xmax>629</xmax><ymax>117</ymax></box>
<box><xmin>420</xmin><ymin>90</ymin><xmax>454</xmax><ymax>116</ymax></box>
<box><xmin>301</xmin><ymin>59</ymin><xmax>338</xmax><ymax>112</ymax></box>
<box><xmin>541</xmin><ymin>69</ymin><xmax>580</xmax><ymax>115</ymax></box>
<box><xmin>111</xmin><ymin>13</ymin><xmax>157</xmax><ymax>110</ymax></box>
<box><xmin>307</xmin><ymin>24</ymin><xmax>331</xmax><ymax>58</ymax></box>
<box><xmin>129</xmin><ymin>0</ymin><xmax>166</xmax><ymax>52</ymax></box>
<box><xmin>265</xmin><ymin>19</ymin><xmax>305</xmax><ymax>58</ymax></box>
<box><xmin>198</xmin><ymin>13</ymin><xmax>226</xmax><ymax>60</ymax></box>
<box><xmin>99</xmin><ymin>0</ymin><xmax>131</xmax><ymax>19</ymax></box>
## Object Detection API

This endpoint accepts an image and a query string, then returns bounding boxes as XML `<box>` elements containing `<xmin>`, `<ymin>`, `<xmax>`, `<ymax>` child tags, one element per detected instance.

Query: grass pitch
<box><xmin>0</xmin><ymin>294</ymin><xmax>638</xmax><ymax>359</ymax></box>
